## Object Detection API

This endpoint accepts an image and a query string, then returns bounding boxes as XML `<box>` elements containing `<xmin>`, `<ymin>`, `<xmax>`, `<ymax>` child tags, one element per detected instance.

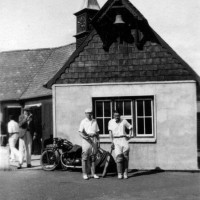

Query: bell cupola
<box><xmin>74</xmin><ymin>0</ymin><xmax>100</xmax><ymax>48</ymax></box>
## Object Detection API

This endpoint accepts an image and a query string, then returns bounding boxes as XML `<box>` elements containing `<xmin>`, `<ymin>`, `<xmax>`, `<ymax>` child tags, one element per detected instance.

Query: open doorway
<box><xmin>25</xmin><ymin>102</ymin><xmax>53</xmax><ymax>154</ymax></box>
<box><xmin>25</xmin><ymin>105</ymin><xmax>42</xmax><ymax>155</ymax></box>
<box><xmin>197</xmin><ymin>113</ymin><xmax>200</xmax><ymax>168</ymax></box>
<box><xmin>42</xmin><ymin>101</ymin><xmax>53</xmax><ymax>150</ymax></box>
<box><xmin>5</xmin><ymin>107</ymin><xmax>21</xmax><ymax>124</ymax></box>
<box><xmin>2</xmin><ymin>106</ymin><xmax>21</xmax><ymax>146</ymax></box>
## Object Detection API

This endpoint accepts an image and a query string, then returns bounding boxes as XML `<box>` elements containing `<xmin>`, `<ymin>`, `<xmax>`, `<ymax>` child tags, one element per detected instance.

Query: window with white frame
<box><xmin>93</xmin><ymin>97</ymin><xmax>154</xmax><ymax>137</ymax></box>
<box><xmin>115</xmin><ymin>100</ymin><xmax>133</xmax><ymax>134</ymax></box>
<box><xmin>135</xmin><ymin>99</ymin><xmax>153</xmax><ymax>137</ymax></box>
<box><xmin>115</xmin><ymin>100</ymin><xmax>133</xmax><ymax>125</ymax></box>
<box><xmin>95</xmin><ymin>100</ymin><xmax>112</xmax><ymax>135</ymax></box>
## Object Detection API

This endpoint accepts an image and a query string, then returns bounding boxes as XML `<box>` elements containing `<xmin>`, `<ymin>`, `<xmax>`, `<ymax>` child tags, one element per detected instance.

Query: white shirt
<box><xmin>108</xmin><ymin>119</ymin><xmax>132</xmax><ymax>137</ymax></box>
<box><xmin>7</xmin><ymin>120</ymin><xmax>19</xmax><ymax>134</ymax></box>
<box><xmin>79</xmin><ymin>118</ymin><xmax>99</xmax><ymax>135</ymax></box>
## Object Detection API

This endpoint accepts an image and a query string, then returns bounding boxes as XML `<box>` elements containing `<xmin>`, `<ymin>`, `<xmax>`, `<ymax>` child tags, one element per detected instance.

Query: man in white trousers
<box><xmin>108</xmin><ymin>110</ymin><xmax>133</xmax><ymax>179</ymax></box>
<box><xmin>79</xmin><ymin>108</ymin><xmax>100</xmax><ymax>180</ymax></box>
<box><xmin>7</xmin><ymin>115</ymin><xmax>23</xmax><ymax>169</ymax></box>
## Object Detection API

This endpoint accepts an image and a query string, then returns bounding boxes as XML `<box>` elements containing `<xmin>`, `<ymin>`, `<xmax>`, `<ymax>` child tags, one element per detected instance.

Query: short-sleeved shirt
<box><xmin>79</xmin><ymin>118</ymin><xmax>99</xmax><ymax>136</ymax></box>
<box><xmin>7</xmin><ymin>120</ymin><xmax>19</xmax><ymax>134</ymax></box>
<box><xmin>108</xmin><ymin>119</ymin><xmax>132</xmax><ymax>137</ymax></box>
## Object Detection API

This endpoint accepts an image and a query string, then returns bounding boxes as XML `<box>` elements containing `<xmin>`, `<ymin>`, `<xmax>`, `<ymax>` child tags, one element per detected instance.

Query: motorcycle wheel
<box><xmin>40</xmin><ymin>150</ymin><xmax>60</xmax><ymax>171</ymax></box>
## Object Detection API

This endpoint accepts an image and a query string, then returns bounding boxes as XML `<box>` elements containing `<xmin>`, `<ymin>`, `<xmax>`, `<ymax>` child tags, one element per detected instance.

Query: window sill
<box><xmin>129</xmin><ymin>137</ymin><xmax>156</xmax><ymax>143</ymax></box>
<box><xmin>100</xmin><ymin>137</ymin><xmax>156</xmax><ymax>143</ymax></box>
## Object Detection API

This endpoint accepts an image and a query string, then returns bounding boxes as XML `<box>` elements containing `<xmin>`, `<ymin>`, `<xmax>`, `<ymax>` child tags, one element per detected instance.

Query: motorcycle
<box><xmin>40</xmin><ymin>137</ymin><xmax>73</xmax><ymax>171</ymax></box>
<box><xmin>40</xmin><ymin>137</ymin><xmax>115</xmax><ymax>172</ymax></box>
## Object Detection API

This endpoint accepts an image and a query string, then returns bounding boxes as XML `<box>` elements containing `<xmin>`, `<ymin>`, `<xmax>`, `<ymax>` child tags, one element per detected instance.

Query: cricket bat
<box><xmin>102</xmin><ymin>147</ymin><xmax>113</xmax><ymax>177</ymax></box>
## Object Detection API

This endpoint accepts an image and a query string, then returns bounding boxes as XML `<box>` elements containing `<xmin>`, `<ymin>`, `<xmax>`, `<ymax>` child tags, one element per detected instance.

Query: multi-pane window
<box><xmin>115</xmin><ymin>100</ymin><xmax>133</xmax><ymax>134</ymax></box>
<box><xmin>95</xmin><ymin>100</ymin><xmax>112</xmax><ymax>135</ymax></box>
<box><xmin>94</xmin><ymin>97</ymin><xmax>154</xmax><ymax>137</ymax></box>
<box><xmin>115</xmin><ymin>100</ymin><xmax>133</xmax><ymax>125</ymax></box>
<box><xmin>135</xmin><ymin>99</ymin><xmax>153</xmax><ymax>137</ymax></box>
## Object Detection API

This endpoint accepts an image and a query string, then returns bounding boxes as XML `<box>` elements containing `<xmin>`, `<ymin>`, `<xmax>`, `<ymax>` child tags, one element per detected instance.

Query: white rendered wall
<box><xmin>0</xmin><ymin>104</ymin><xmax>2</xmax><ymax>135</ymax></box>
<box><xmin>53</xmin><ymin>81</ymin><xmax>198</xmax><ymax>170</ymax></box>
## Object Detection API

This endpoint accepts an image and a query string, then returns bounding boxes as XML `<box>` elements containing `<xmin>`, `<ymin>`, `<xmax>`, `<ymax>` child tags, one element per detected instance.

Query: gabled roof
<box><xmin>0</xmin><ymin>43</ymin><xmax>75</xmax><ymax>101</ymax></box>
<box><xmin>92</xmin><ymin>0</ymin><xmax>146</xmax><ymax>22</ymax></box>
<box><xmin>46</xmin><ymin>0</ymin><xmax>199</xmax><ymax>88</ymax></box>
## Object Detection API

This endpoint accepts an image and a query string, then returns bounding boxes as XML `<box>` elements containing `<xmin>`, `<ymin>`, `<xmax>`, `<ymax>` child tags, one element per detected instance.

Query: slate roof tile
<box><xmin>0</xmin><ymin>43</ymin><xmax>75</xmax><ymax>101</ymax></box>
<box><xmin>21</xmin><ymin>43</ymin><xmax>76</xmax><ymax>99</ymax></box>
<box><xmin>47</xmin><ymin>30</ymin><xmax>199</xmax><ymax>86</ymax></box>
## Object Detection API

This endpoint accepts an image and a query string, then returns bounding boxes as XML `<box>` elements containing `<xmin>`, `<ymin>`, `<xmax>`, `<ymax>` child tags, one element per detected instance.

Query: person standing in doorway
<box><xmin>79</xmin><ymin>108</ymin><xmax>100</xmax><ymax>180</ymax></box>
<box><xmin>18</xmin><ymin>108</ymin><xmax>34</xmax><ymax>168</ymax></box>
<box><xmin>7</xmin><ymin>115</ymin><xmax>23</xmax><ymax>169</ymax></box>
<box><xmin>108</xmin><ymin>110</ymin><xmax>133</xmax><ymax>179</ymax></box>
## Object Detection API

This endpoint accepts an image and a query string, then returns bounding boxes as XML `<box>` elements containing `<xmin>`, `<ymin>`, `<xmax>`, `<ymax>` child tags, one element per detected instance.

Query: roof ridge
<box><xmin>92</xmin><ymin>0</ymin><xmax>146</xmax><ymax>24</ymax></box>
<box><xmin>122</xmin><ymin>0</ymin><xmax>146</xmax><ymax>20</ymax></box>
<box><xmin>0</xmin><ymin>43</ymin><xmax>76</xmax><ymax>54</ymax></box>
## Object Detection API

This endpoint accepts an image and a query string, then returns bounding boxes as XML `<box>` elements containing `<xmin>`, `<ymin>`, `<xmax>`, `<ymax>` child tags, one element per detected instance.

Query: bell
<box><xmin>114</xmin><ymin>14</ymin><xmax>125</xmax><ymax>25</ymax></box>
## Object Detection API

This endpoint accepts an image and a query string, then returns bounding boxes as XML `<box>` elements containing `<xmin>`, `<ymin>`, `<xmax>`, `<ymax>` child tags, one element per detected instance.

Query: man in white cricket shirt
<box><xmin>7</xmin><ymin>115</ymin><xmax>23</xmax><ymax>169</ymax></box>
<box><xmin>108</xmin><ymin>110</ymin><xmax>133</xmax><ymax>179</ymax></box>
<box><xmin>79</xmin><ymin>108</ymin><xmax>100</xmax><ymax>180</ymax></box>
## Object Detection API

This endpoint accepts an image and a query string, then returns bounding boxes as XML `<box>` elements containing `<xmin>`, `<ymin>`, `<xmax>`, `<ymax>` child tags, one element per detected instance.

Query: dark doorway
<box><xmin>2</xmin><ymin>107</ymin><xmax>21</xmax><ymax>146</ymax></box>
<box><xmin>4</xmin><ymin>107</ymin><xmax>22</xmax><ymax>135</ymax></box>
<box><xmin>197</xmin><ymin>113</ymin><xmax>200</xmax><ymax>168</ymax></box>
<box><xmin>28</xmin><ymin>106</ymin><xmax>42</xmax><ymax>155</ymax></box>
<box><xmin>42</xmin><ymin>102</ymin><xmax>53</xmax><ymax>150</ymax></box>
<box><xmin>6</xmin><ymin>107</ymin><xmax>21</xmax><ymax>124</ymax></box>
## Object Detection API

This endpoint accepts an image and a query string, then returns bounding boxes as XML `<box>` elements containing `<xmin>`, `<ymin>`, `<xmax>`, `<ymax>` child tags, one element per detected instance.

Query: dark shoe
<box><xmin>27</xmin><ymin>164</ymin><xmax>32</xmax><ymax>168</ymax></box>
<box><xmin>17</xmin><ymin>164</ymin><xmax>22</xmax><ymax>169</ymax></box>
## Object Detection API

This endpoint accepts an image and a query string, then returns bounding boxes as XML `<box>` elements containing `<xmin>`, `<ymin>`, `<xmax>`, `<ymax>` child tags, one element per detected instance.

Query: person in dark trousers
<box><xmin>32</xmin><ymin>132</ymin><xmax>42</xmax><ymax>155</ymax></box>
<box><xmin>18</xmin><ymin>108</ymin><xmax>35</xmax><ymax>168</ymax></box>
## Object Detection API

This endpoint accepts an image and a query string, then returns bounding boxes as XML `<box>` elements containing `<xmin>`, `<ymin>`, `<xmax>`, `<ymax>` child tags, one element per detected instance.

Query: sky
<box><xmin>0</xmin><ymin>0</ymin><xmax>199</xmax><ymax>75</ymax></box>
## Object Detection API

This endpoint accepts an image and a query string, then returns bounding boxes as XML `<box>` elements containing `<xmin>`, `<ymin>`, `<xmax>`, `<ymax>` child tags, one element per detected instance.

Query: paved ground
<box><xmin>0</xmin><ymin>156</ymin><xmax>200</xmax><ymax>200</ymax></box>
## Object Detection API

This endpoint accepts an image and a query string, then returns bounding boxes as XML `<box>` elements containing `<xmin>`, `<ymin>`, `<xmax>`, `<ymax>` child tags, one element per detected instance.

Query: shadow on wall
<box><xmin>198</xmin><ymin>152</ymin><xmax>200</xmax><ymax>169</ymax></box>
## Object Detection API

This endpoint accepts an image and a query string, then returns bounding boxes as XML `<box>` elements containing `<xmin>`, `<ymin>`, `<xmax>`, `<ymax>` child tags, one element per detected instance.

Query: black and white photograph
<box><xmin>0</xmin><ymin>0</ymin><xmax>200</xmax><ymax>199</ymax></box>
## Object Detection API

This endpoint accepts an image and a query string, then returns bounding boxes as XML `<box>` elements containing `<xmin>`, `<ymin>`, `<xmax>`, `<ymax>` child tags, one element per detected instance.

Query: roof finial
<box><xmin>81</xmin><ymin>0</ymin><xmax>100</xmax><ymax>10</ymax></box>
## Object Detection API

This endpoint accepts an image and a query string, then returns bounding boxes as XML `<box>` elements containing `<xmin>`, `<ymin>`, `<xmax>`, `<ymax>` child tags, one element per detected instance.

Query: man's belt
<box><xmin>9</xmin><ymin>132</ymin><xmax>19</xmax><ymax>136</ymax></box>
